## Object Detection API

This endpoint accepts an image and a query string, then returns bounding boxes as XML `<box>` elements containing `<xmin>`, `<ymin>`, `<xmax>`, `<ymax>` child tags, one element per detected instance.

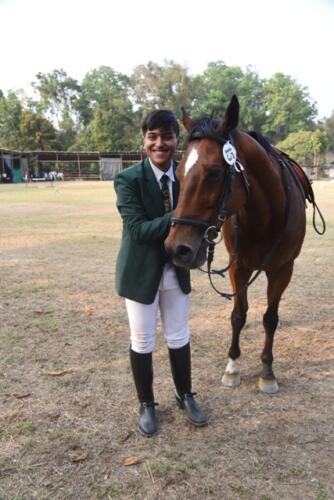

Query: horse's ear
<box><xmin>219</xmin><ymin>95</ymin><xmax>239</xmax><ymax>134</ymax></box>
<box><xmin>181</xmin><ymin>107</ymin><xmax>192</xmax><ymax>132</ymax></box>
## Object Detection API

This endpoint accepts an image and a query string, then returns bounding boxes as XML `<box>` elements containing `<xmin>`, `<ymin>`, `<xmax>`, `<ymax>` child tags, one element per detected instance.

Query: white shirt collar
<box><xmin>148</xmin><ymin>159</ymin><xmax>175</xmax><ymax>183</ymax></box>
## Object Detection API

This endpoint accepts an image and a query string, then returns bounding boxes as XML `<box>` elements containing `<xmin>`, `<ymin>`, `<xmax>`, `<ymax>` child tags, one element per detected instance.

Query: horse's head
<box><xmin>165</xmin><ymin>95</ymin><xmax>249</xmax><ymax>269</ymax></box>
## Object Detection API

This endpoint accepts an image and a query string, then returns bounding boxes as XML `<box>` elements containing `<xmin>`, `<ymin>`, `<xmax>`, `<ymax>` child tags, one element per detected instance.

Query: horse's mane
<box><xmin>247</xmin><ymin>130</ymin><xmax>276</xmax><ymax>155</ymax></box>
<box><xmin>187</xmin><ymin>116</ymin><xmax>227</xmax><ymax>145</ymax></box>
<box><xmin>187</xmin><ymin>117</ymin><xmax>276</xmax><ymax>153</ymax></box>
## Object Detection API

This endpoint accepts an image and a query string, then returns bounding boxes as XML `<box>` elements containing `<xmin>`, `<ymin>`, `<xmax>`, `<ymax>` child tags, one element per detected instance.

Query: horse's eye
<box><xmin>205</xmin><ymin>168</ymin><xmax>222</xmax><ymax>182</ymax></box>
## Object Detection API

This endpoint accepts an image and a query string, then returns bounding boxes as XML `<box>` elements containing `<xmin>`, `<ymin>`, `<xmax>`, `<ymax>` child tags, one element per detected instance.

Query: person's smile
<box><xmin>144</xmin><ymin>127</ymin><xmax>179</xmax><ymax>171</ymax></box>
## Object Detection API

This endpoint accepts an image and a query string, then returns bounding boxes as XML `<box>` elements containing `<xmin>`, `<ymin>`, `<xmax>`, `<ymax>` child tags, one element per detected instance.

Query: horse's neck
<box><xmin>238</xmin><ymin>139</ymin><xmax>286</xmax><ymax>231</ymax></box>
<box><xmin>247</xmin><ymin>179</ymin><xmax>285</xmax><ymax>229</ymax></box>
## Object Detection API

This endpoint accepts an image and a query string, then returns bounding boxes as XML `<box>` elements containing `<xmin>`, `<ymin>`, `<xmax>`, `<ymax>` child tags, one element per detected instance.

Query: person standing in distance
<box><xmin>114</xmin><ymin>110</ymin><xmax>207</xmax><ymax>437</ymax></box>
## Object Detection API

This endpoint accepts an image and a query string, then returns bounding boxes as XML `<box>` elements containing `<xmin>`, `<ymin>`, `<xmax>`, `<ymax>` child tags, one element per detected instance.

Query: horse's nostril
<box><xmin>175</xmin><ymin>245</ymin><xmax>193</xmax><ymax>262</ymax></box>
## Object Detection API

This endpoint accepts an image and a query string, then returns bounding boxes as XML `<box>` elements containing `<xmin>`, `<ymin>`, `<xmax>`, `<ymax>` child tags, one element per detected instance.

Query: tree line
<box><xmin>0</xmin><ymin>60</ymin><xmax>333</xmax><ymax>167</ymax></box>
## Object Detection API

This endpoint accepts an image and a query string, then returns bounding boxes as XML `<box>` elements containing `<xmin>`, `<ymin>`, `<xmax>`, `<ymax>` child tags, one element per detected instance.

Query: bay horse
<box><xmin>165</xmin><ymin>95</ymin><xmax>325</xmax><ymax>394</ymax></box>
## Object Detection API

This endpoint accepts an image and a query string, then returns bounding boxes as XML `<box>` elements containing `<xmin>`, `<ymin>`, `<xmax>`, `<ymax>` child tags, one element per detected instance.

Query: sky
<box><xmin>1</xmin><ymin>0</ymin><xmax>333</xmax><ymax>119</ymax></box>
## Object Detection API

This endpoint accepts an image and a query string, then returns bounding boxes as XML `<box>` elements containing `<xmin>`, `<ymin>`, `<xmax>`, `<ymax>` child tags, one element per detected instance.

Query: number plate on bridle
<box><xmin>223</xmin><ymin>141</ymin><xmax>244</xmax><ymax>173</ymax></box>
<box><xmin>223</xmin><ymin>141</ymin><xmax>237</xmax><ymax>165</ymax></box>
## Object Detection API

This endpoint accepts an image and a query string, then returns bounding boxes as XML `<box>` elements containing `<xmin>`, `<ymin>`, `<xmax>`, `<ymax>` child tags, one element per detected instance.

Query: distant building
<box><xmin>0</xmin><ymin>148</ymin><xmax>27</xmax><ymax>183</ymax></box>
<box><xmin>320</xmin><ymin>160</ymin><xmax>334</xmax><ymax>179</ymax></box>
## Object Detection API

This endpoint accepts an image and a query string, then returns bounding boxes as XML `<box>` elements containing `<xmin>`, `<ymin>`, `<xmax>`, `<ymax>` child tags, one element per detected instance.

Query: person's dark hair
<box><xmin>142</xmin><ymin>110</ymin><xmax>180</xmax><ymax>137</ymax></box>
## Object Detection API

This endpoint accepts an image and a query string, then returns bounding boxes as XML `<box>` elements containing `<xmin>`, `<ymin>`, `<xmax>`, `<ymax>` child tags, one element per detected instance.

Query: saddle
<box><xmin>274</xmin><ymin>148</ymin><xmax>315</xmax><ymax>204</ymax></box>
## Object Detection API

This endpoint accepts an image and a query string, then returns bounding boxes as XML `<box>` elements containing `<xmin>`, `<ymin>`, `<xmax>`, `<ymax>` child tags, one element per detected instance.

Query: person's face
<box><xmin>143</xmin><ymin>127</ymin><xmax>179</xmax><ymax>171</ymax></box>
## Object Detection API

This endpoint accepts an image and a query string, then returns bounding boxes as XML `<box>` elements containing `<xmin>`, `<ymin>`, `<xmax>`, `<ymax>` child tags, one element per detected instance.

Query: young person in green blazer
<box><xmin>114</xmin><ymin>110</ymin><xmax>207</xmax><ymax>437</ymax></box>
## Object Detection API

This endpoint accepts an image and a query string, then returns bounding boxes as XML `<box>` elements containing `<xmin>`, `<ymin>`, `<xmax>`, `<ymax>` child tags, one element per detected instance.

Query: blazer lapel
<box><xmin>142</xmin><ymin>158</ymin><xmax>165</xmax><ymax>214</ymax></box>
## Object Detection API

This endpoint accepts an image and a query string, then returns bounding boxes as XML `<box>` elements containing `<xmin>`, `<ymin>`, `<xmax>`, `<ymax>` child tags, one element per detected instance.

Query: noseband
<box><xmin>171</xmin><ymin>137</ymin><xmax>250</xmax><ymax>244</ymax></box>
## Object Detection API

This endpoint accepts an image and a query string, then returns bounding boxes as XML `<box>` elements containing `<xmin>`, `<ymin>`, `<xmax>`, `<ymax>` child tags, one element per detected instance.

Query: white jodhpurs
<box><xmin>125</xmin><ymin>286</ymin><xmax>190</xmax><ymax>354</ymax></box>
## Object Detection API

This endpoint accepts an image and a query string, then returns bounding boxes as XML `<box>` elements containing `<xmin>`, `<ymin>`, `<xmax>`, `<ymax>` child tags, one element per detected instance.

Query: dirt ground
<box><xmin>0</xmin><ymin>180</ymin><xmax>333</xmax><ymax>500</ymax></box>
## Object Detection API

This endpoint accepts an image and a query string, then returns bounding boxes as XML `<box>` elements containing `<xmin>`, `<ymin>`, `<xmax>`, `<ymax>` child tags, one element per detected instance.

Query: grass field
<box><xmin>0</xmin><ymin>180</ymin><xmax>333</xmax><ymax>499</ymax></box>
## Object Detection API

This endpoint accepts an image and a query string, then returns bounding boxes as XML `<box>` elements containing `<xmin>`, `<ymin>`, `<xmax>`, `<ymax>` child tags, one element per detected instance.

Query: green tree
<box><xmin>130</xmin><ymin>61</ymin><xmax>193</xmax><ymax>147</ymax></box>
<box><xmin>32</xmin><ymin>69</ymin><xmax>81</xmax><ymax>124</ymax></box>
<box><xmin>0</xmin><ymin>90</ymin><xmax>60</xmax><ymax>150</ymax></box>
<box><xmin>1</xmin><ymin>62</ymin><xmax>322</xmax><ymax>154</ymax></box>
<box><xmin>130</xmin><ymin>60</ymin><xmax>193</xmax><ymax>118</ymax></box>
<box><xmin>324</xmin><ymin>110</ymin><xmax>334</xmax><ymax>151</ymax></box>
<box><xmin>237</xmin><ymin>68</ymin><xmax>267</xmax><ymax>131</ymax></box>
<box><xmin>190</xmin><ymin>61</ymin><xmax>244</xmax><ymax>116</ymax></box>
<box><xmin>32</xmin><ymin>69</ymin><xmax>81</xmax><ymax>149</ymax></box>
<box><xmin>0</xmin><ymin>90</ymin><xmax>23</xmax><ymax>148</ymax></box>
<box><xmin>75</xmin><ymin>66</ymin><xmax>134</xmax><ymax>150</ymax></box>
<box><xmin>277</xmin><ymin>129</ymin><xmax>327</xmax><ymax>170</ymax></box>
<box><xmin>187</xmin><ymin>62</ymin><xmax>267</xmax><ymax>132</ymax></box>
<box><xmin>262</xmin><ymin>73</ymin><xmax>317</xmax><ymax>143</ymax></box>
<box><xmin>19</xmin><ymin>110</ymin><xmax>60</xmax><ymax>150</ymax></box>
<box><xmin>58</xmin><ymin>109</ymin><xmax>77</xmax><ymax>150</ymax></box>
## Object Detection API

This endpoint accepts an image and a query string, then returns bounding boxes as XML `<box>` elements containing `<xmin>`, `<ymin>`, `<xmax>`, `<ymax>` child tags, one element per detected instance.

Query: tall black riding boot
<box><xmin>168</xmin><ymin>343</ymin><xmax>207</xmax><ymax>427</ymax></box>
<box><xmin>129</xmin><ymin>348</ymin><xmax>157</xmax><ymax>437</ymax></box>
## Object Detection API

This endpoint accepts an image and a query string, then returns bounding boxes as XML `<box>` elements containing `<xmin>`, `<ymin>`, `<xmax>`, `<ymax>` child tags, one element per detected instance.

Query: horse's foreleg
<box><xmin>259</xmin><ymin>261</ymin><xmax>294</xmax><ymax>394</ymax></box>
<box><xmin>222</xmin><ymin>263</ymin><xmax>252</xmax><ymax>388</ymax></box>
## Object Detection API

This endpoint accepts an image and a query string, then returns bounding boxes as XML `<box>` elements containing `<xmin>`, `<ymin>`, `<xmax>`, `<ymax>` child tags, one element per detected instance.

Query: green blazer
<box><xmin>114</xmin><ymin>158</ymin><xmax>191</xmax><ymax>304</ymax></box>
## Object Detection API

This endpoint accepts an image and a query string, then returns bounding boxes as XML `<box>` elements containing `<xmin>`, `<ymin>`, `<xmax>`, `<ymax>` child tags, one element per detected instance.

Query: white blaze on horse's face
<box><xmin>184</xmin><ymin>147</ymin><xmax>198</xmax><ymax>176</ymax></box>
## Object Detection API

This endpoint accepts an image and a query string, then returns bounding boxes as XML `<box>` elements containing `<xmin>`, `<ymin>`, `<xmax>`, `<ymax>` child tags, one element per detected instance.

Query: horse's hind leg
<box><xmin>259</xmin><ymin>261</ymin><xmax>294</xmax><ymax>394</ymax></box>
<box><xmin>222</xmin><ymin>263</ymin><xmax>252</xmax><ymax>388</ymax></box>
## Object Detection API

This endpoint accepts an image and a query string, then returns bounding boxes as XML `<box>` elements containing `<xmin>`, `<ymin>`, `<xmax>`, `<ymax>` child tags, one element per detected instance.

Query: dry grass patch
<box><xmin>0</xmin><ymin>180</ymin><xmax>333</xmax><ymax>499</ymax></box>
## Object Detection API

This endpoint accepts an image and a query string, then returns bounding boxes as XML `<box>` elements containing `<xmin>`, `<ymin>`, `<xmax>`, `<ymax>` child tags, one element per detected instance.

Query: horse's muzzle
<box><xmin>165</xmin><ymin>239</ymin><xmax>207</xmax><ymax>269</ymax></box>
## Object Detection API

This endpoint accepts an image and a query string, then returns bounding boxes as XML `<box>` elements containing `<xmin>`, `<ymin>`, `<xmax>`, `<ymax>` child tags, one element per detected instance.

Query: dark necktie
<box><xmin>161</xmin><ymin>174</ymin><xmax>171</xmax><ymax>212</ymax></box>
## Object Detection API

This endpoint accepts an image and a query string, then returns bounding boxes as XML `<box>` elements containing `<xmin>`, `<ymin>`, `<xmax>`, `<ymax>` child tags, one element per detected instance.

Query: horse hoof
<box><xmin>222</xmin><ymin>372</ymin><xmax>241</xmax><ymax>388</ymax></box>
<box><xmin>258</xmin><ymin>377</ymin><xmax>279</xmax><ymax>394</ymax></box>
